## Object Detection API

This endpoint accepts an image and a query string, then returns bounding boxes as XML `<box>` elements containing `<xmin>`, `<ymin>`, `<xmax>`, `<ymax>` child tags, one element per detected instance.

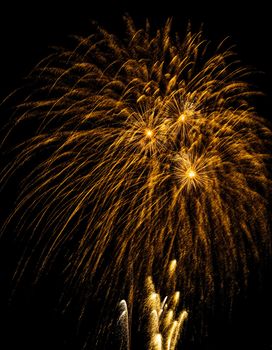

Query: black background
<box><xmin>1</xmin><ymin>1</ymin><xmax>272</xmax><ymax>349</ymax></box>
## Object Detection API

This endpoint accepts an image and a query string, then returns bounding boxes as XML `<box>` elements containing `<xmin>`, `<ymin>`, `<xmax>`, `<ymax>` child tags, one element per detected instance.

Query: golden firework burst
<box><xmin>1</xmin><ymin>16</ymin><xmax>271</xmax><ymax>348</ymax></box>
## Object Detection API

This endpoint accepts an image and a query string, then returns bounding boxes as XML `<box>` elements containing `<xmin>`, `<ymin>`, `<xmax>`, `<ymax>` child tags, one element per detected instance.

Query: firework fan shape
<box><xmin>1</xmin><ymin>17</ymin><xmax>272</xmax><ymax>348</ymax></box>
<box><xmin>117</xmin><ymin>266</ymin><xmax>188</xmax><ymax>350</ymax></box>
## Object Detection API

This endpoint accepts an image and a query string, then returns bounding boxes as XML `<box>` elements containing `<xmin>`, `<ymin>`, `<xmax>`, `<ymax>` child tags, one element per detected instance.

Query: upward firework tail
<box><xmin>118</xmin><ymin>300</ymin><xmax>130</xmax><ymax>350</ymax></box>
<box><xmin>144</xmin><ymin>263</ymin><xmax>188</xmax><ymax>350</ymax></box>
<box><xmin>117</xmin><ymin>264</ymin><xmax>188</xmax><ymax>350</ymax></box>
<box><xmin>1</xmin><ymin>17</ymin><xmax>271</xmax><ymax>348</ymax></box>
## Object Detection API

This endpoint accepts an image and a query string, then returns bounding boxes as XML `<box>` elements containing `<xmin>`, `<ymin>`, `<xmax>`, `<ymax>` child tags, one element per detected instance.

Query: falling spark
<box><xmin>1</xmin><ymin>16</ymin><xmax>271</xmax><ymax>348</ymax></box>
<box><xmin>168</xmin><ymin>260</ymin><xmax>177</xmax><ymax>277</ymax></box>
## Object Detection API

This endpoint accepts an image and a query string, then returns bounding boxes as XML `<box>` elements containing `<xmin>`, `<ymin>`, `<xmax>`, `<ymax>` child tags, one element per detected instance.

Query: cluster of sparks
<box><xmin>145</xmin><ymin>264</ymin><xmax>188</xmax><ymax>350</ymax></box>
<box><xmin>1</xmin><ymin>17</ymin><xmax>272</xmax><ymax>349</ymax></box>
<box><xmin>118</xmin><ymin>261</ymin><xmax>188</xmax><ymax>350</ymax></box>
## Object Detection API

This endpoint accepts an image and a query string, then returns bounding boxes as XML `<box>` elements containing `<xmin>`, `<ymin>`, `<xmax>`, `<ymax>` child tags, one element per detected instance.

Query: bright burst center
<box><xmin>186</xmin><ymin>169</ymin><xmax>196</xmax><ymax>179</ymax></box>
<box><xmin>145</xmin><ymin>128</ymin><xmax>154</xmax><ymax>138</ymax></box>
<box><xmin>179</xmin><ymin>114</ymin><xmax>186</xmax><ymax>122</ymax></box>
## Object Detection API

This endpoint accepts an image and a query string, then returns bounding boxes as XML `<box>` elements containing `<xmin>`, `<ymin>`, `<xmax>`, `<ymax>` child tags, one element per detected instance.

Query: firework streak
<box><xmin>1</xmin><ymin>17</ymin><xmax>271</xmax><ymax>348</ymax></box>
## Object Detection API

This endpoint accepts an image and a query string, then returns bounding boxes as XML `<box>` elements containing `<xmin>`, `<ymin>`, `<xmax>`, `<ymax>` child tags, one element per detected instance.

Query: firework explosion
<box><xmin>1</xmin><ymin>17</ymin><xmax>271</xmax><ymax>348</ymax></box>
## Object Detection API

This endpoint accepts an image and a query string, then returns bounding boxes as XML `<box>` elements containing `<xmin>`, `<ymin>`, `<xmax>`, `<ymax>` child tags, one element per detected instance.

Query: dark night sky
<box><xmin>0</xmin><ymin>1</ymin><xmax>272</xmax><ymax>349</ymax></box>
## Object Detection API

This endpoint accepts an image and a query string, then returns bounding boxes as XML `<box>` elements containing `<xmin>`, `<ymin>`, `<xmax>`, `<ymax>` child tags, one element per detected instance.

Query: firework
<box><xmin>118</xmin><ymin>300</ymin><xmax>130</xmax><ymax>350</ymax></box>
<box><xmin>144</xmin><ymin>267</ymin><xmax>188</xmax><ymax>350</ymax></box>
<box><xmin>1</xmin><ymin>17</ymin><xmax>271</xmax><ymax>348</ymax></box>
<box><xmin>117</xmin><ymin>264</ymin><xmax>188</xmax><ymax>350</ymax></box>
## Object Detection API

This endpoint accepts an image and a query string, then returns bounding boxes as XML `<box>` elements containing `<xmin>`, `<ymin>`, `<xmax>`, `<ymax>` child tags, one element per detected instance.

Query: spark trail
<box><xmin>118</xmin><ymin>300</ymin><xmax>130</xmax><ymax>350</ymax></box>
<box><xmin>1</xmin><ymin>16</ymin><xmax>271</xmax><ymax>348</ymax></box>
<box><xmin>117</xmin><ymin>262</ymin><xmax>188</xmax><ymax>350</ymax></box>
<box><xmin>145</xmin><ymin>275</ymin><xmax>188</xmax><ymax>350</ymax></box>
